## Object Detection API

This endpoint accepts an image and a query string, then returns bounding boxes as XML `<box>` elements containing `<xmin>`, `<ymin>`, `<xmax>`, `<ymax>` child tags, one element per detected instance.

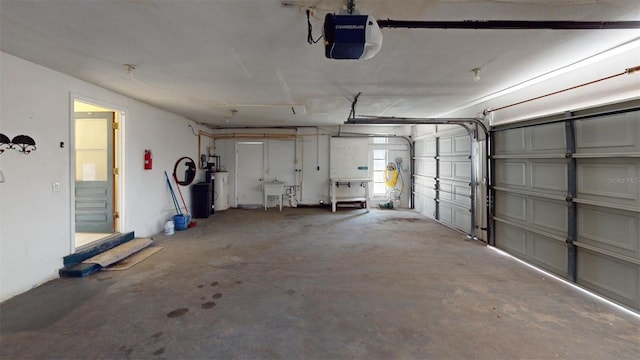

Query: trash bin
<box><xmin>191</xmin><ymin>182</ymin><xmax>212</xmax><ymax>218</ymax></box>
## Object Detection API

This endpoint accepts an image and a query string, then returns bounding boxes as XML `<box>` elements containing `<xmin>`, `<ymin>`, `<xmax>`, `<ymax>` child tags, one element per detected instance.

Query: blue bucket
<box><xmin>173</xmin><ymin>214</ymin><xmax>190</xmax><ymax>231</ymax></box>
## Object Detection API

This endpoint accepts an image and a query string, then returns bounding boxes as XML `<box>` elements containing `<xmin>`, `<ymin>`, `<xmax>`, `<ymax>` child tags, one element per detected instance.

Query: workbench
<box><xmin>329</xmin><ymin>178</ymin><xmax>371</xmax><ymax>213</ymax></box>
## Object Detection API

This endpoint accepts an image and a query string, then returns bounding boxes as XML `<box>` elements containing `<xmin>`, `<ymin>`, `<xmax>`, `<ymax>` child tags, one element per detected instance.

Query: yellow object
<box><xmin>385</xmin><ymin>163</ymin><xmax>399</xmax><ymax>187</ymax></box>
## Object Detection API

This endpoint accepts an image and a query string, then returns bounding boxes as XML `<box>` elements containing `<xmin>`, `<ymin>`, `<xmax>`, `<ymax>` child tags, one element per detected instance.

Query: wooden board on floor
<box><xmin>104</xmin><ymin>246</ymin><xmax>164</xmax><ymax>271</ymax></box>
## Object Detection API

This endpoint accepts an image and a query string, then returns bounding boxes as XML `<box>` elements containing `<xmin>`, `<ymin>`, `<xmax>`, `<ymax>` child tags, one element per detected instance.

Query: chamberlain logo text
<box><xmin>335</xmin><ymin>25</ymin><xmax>365</xmax><ymax>29</ymax></box>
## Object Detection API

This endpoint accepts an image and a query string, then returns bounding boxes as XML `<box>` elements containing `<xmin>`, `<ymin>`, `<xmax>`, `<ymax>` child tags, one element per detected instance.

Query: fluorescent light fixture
<box><xmin>435</xmin><ymin>37</ymin><xmax>640</xmax><ymax>118</ymax></box>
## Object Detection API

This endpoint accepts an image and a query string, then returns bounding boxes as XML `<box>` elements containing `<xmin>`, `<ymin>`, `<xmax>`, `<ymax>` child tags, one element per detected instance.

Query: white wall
<box><xmin>0</xmin><ymin>52</ymin><xmax>204</xmax><ymax>301</ymax></box>
<box><xmin>209</xmin><ymin>125</ymin><xmax>411</xmax><ymax>208</ymax></box>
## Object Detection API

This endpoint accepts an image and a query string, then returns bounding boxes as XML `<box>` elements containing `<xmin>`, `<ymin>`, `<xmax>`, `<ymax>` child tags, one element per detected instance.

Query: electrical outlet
<box><xmin>52</xmin><ymin>181</ymin><xmax>61</xmax><ymax>193</ymax></box>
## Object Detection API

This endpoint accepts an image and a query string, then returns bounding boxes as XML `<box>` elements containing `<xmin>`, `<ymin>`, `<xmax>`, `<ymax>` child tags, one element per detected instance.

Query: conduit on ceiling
<box><xmin>487</xmin><ymin>65</ymin><xmax>640</xmax><ymax>113</ymax></box>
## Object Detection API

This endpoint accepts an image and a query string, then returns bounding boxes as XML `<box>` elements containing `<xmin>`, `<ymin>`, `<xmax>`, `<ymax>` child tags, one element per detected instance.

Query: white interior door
<box><xmin>236</xmin><ymin>142</ymin><xmax>264</xmax><ymax>206</ymax></box>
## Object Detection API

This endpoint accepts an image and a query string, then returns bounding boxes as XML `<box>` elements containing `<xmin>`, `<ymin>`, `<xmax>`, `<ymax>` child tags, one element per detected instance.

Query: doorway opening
<box><xmin>72</xmin><ymin>99</ymin><xmax>123</xmax><ymax>250</ymax></box>
<box><xmin>235</xmin><ymin>142</ymin><xmax>264</xmax><ymax>208</ymax></box>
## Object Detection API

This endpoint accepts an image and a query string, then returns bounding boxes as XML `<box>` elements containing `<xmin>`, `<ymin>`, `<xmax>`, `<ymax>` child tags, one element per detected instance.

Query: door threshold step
<box><xmin>59</xmin><ymin>235</ymin><xmax>153</xmax><ymax>278</ymax></box>
<box><xmin>59</xmin><ymin>263</ymin><xmax>101</xmax><ymax>278</ymax></box>
<box><xmin>63</xmin><ymin>231</ymin><xmax>135</xmax><ymax>267</ymax></box>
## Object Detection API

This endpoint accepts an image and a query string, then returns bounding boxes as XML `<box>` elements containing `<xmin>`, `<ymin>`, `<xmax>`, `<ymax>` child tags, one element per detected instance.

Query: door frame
<box><xmin>234</xmin><ymin>141</ymin><xmax>264</xmax><ymax>208</ymax></box>
<box><xmin>69</xmin><ymin>94</ymin><xmax>126</xmax><ymax>253</ymax></box>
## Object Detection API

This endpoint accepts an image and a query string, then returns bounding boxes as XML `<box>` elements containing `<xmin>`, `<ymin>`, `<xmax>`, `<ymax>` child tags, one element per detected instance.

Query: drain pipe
<box><xmin>345</xmin><ymin>116</ymin><xmax>492</xmax><ymax>243</ymax></box>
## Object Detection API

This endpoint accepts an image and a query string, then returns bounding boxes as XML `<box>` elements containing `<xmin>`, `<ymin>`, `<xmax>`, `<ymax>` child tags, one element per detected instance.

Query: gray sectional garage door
<box><xmin>492</xmin><ymin>106</ymin><xmax>639</xmax><ymax>310</ymax></box>
<box><xmin>415</xmin><ymin>126</ymin><xmax>474</xmax><ymax>235</ymax></box>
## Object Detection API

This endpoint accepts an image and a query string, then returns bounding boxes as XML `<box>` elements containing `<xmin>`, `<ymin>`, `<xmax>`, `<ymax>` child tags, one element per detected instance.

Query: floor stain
<box><xmin>151</xmin><ymin>331</ymin><xmax>163</xmax><ymax>339</ymax></box>
<box><xmin>197</xmin><ymin>284</ymin><xmax>204</xmax><ymax>288</ymax></box>
<box><xmin>212</xmin><ymin>293</ymin><xmax>223</xmax><ymax>299</ymax></box>
<box><xmin>201</xmin><ymin>301</ymin><xmax>217</xmax><ymax>309</ymax></box>
<box><xmin>119</xmin><ymin>345</ymin><xmax>133</xmax><ymax>358</ymax></box>
<box><xmin>153</xmin><ymin>348</ymin><xmax>165</xmax><ymax>356</ymax></box>
<box><xmin>200</xmin><ymin>296</ymin><xmax>206</xmax><ymax>300</ymax></box>
<box><xmin>234</xmin><ymin>280</ymin><xmax>242</xmax><ymax>285</ymax></box>
<box><xmin>167</xmin><ymin>308</ymin><xmax>189</xmax><ymax>318</ymax></box>
<box><xmin>287</xmin><ymin>289</ymin><xmax>296</xmax><ymax>296</ymax></box>
<box><xmin>210</xmin><ymin>281</ymin><xmax>219</xmax><ymax>287</ymax></box>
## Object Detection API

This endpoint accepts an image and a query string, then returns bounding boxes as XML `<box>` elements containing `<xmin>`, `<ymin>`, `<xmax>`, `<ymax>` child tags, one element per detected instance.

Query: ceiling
<box><xmin>1</xmin><ymin>0</ymin><xmax>638</xmax><ymax>127</ymax></box>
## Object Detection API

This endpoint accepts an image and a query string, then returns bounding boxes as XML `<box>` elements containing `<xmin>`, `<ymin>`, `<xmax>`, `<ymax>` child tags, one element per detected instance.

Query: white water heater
<box><xmin>214</xmin><ymin>172</ymin><xmax>229</xmax><ymax>211</ymax></box>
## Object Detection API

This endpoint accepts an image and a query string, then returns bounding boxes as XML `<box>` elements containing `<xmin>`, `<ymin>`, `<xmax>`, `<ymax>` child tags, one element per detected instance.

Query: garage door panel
<box><xmin>454</xmin><ymin>135</ymin><xmax>471</xmax><ymax>154</ymax></box>
<box><xmin>440</xmin><ymin>160</ymin><xmax>452</xmax><ymax>178</ymax></box>
<box><xmin>577</xmin><ymin>159</ymin><xmax>639</xmax><ymax>208</ymax></box>
<box><xmin>440</xmin><ymin>181</ymin><xmax>471</xmax><ymax>205</ymax></box>
<box><xmin>530</xmin><ymin>123</ymin><xmax>566</xmax><ymax>152</ymax></box>
<box><xmin>415</xmin><ymin>194</ymin><xmax>436</xmax><ymax>219</ymax></box>
<box><xmin>495</xmin><ymin>192</ymin><xmax>566</xmax><ymax>235</ymax></box>
<box><xmin>496</xmin><ymin>222</ymin><xmax>527</xmax><ymax>256</ymax></box>
<box><xmin>439</xmin><ymin>201</ymin><xmax>471</xmax><ymax>231</ymax></box>
<box><xmin>426</xmin><ymin>139</ymin><xmax>437</xmax><ymax>155</ymax></box>
<box><xmin>439</xmin><ymin>202</ymin><xmax>453</xmax><ymax>224</ymax></box>
<box><xmin>496</xmin><ymin>160</ymin><xmax>527</xmax><ymax>188</ymax></box>
<box><xmin>421</xmin><ymin>186</ymin><xmax>437</xmax><ymax>199</ymax></box>
<box><xmin>493</xmin><ymin>106</ymin><xmax>640</xmax><ymax>311</ymax></box>
<box><xmin>453</xmin><ymin>184</ymin><xmax>471</xmax><ymax>206</ymax></box>
<box><xmin>496</xmin><ymin>159</ymin><xmax>567</xmax><ymax>194</ymax></box>
<box><xmin>530</xmin><ymin>198</ymin><xmax>567</xmax><ymax>235</ymax></box>
<box><xmin>576</xmin><ymin>112</ymin><xmax>639</xmax><ymax>153</ymax></box>
<box><xmin>414</xmin><ymin>129</ymin><xmax>473</xmax><ymax>235</ymax></box>
<box><xmin>577</xmin><ymin>248</ymin><xmax>639</xmax><ymax>309</ymax></box>
<box><xmin>495</xmin><ymin>123</ymin><xmax>565</xmax><ymax>155</ymax></box>
<box><xmin>529</xmin><ymin>233</ymin><xmax>568</xmax><ymax>277</ymax></box>
<box><xmin>578</xmin><ymin>205</ymin><xmax>639</xmax><ymax>258</ymax></box>
<box><xmin>424</xmin><ymin>197</ymin><xmax>436</xmax><ymax>218</ymax></box>
<box><xmin>440</xmin><ymin>183</ymin><xmax>453</xmax><ymax>201</ymax></box>
<box><xmin>440</xmin><ymin>137</ymin><xmax>453</xmax><ymax>155</ymax></box>
<box><xmin>530</xmin><ymin>161</ymin><xmax>567</xmax><ymax>194</ymax></box>
<box><xmin>495</xmin><ymin>128</ymin><xmax>526</xmax><ymax>154</ymax></box>
<box><xmin>415</xmin><ymin>158</ymin><xmax>437</xmax><ymax>177</ymax></box>
<box><xmin>495</xmin><ymin>191</ymin><xmax>527</xmax><ymax>222</ymax></box>
<box><xmin>453</xmin><ymin>161</ymin><xmax>471</xmax><ymax>180</ymax></box>
<box><xmin>453</xmin><ymin>206</ymin><xmax>471</xmax><ymax>232</ymax></box>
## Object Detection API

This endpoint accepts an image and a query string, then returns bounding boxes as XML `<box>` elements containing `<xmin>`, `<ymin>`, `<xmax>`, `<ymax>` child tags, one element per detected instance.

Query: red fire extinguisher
<box><xmin>144</xmin><ymin>149</ymin><xmax>153</xmax><ymax>170</ymax></box>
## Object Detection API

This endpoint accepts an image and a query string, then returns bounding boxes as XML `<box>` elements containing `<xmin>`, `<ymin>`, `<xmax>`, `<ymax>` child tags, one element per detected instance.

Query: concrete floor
<box><xmin>1</xmin><ymin>208</ymin><xmax>638</xmax><ymax>359</ymax></box>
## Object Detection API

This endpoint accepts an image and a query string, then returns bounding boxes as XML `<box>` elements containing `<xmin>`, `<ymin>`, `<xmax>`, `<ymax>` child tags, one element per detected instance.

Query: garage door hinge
<box><xmin>113</xmin><ymin>167</ymin><xmax>119</xmax><ymax>175</ymax></box>
<box><xmin>114</xmin><ymin>211</ymin><xmax>120</xmax><ymax>219</ymax></box>
<box><xmin>113</xmin><ymin>121</ymin><xmax>119</xmax><ymax>130</ymax></box>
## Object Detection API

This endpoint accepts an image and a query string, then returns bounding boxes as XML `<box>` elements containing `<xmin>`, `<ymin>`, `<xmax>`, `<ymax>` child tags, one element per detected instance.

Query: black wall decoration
<box><xmin>0</xmin><ymin>133</ymin><xmax>37</xmax><ymax>154</ymax></box>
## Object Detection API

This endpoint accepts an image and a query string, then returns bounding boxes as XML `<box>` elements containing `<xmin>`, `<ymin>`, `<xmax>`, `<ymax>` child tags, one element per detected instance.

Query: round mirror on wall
<box><xmin>173</xmin><ymin>157</ymin><xmax>196</xmax><ymax>186</ymax></box>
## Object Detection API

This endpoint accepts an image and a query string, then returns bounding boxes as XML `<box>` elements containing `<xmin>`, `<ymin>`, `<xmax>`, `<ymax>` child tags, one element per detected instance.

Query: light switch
<box><xmin>52</xmin><ymin>181</ymin><xmax>61</xmax><ymax>193</ymax></box>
